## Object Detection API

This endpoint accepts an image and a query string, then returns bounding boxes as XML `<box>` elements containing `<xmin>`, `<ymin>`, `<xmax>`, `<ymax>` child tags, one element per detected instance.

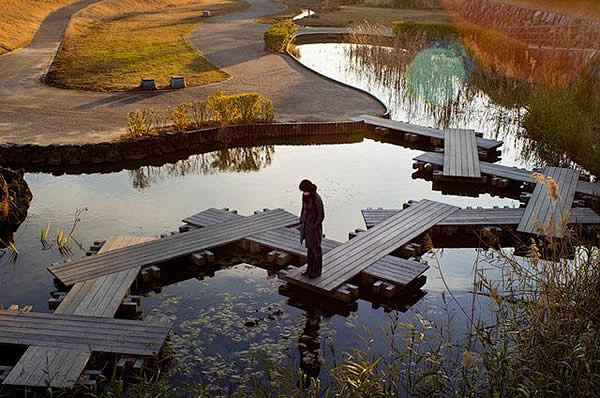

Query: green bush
<box><xmin>264</xmin><ymin>21</ymin><xmax>297</xmax><ymax>52</ymax></box>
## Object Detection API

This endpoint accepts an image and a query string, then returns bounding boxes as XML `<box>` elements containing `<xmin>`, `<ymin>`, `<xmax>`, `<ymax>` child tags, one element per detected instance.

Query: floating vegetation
<box><xmin>149</xmin><ymin>264</ymin><xmax>336</xmax><ymax>395</ymax></box>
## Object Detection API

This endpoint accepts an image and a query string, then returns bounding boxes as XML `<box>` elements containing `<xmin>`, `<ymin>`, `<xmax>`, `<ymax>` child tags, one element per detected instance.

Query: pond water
<box><xmin>294</xmin><ymin>42</ymin><xmax>534</xmax><ymax>169</ymax></box>
<box><xmin>0</xmin><ymin>37</ymin><xmax>562</xmax><ymax>394</ymax></box>
<box><xmin>0</xmin><ymin>139</ymin><xmax>511</xmax><ymax>391</ymax></box>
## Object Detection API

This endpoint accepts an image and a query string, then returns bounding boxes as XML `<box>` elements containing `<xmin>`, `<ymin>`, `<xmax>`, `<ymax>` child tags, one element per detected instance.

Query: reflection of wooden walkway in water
<box><xmin>517</xmin><ymin>167</ymin><xmax>579</xmax><ymax>238</ymax></box>
<box><xmin>281</xmin><ymin>200</ymin><xmax>459</xmax><ymax>298</ymax></box>
<box><xmin>50</xmin><ymin>209</ymin><xmax>299</xmax><ymax>286</ymax></box>
<box><xmin>443</xmin><ymin>129</ymin><xmax>481</xmax><ymax>180</ymax></box>
<box><xmin>356</xmin><ymin>114</ymin><xmax>503</xmax><ymax>152</ymax></box>
<box><xmin>413</xmin><ymin>152</ymin><xmax>600</xmax><ymax>198</ymax></box>
<box><xmin>3</xmin><ymin>236</ymin><xmax>170</xmax><ymax>389</ymax></box>
<box><xmin>183</xmin><ymin>208</ymin><xmax>430</xmax><ymax>299</ymax></box>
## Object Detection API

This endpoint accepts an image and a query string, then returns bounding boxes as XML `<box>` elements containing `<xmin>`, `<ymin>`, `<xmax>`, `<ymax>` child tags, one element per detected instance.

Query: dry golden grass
<box><xmin>298</xmin><ymin>6</ymin><xmax>451</xmax><ymax>27</ymax></box>
<box><xmin>49</xmin><ymin>0</ymin><xmax>247</xmax><ymax>91</ymax></box>
<box><xmin>0</xmin><ymin>0</ymin><xmax>80</xmax><ymax>55</ymax></box>
<box><xmin>497</xmin><ymin>0</ymin><xmax>600</xmax><ymax>20</ymax></box>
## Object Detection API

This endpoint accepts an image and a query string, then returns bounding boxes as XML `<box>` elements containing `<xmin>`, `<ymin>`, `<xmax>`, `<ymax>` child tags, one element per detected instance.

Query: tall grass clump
<box><xmin>521</xmin><ymin>77</ymin><xmax>600</xmax><ymax>175</ymax></box>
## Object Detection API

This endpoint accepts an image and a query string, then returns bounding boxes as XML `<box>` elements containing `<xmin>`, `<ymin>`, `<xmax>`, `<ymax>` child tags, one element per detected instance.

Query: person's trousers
<box><xmin>307</xmin><ymin>246</ymin><xmax>323</xmax><ymax>276</ymax></box>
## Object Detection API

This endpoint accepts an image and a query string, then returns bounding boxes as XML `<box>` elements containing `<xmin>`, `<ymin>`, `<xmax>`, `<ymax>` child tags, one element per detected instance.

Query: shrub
<box><xmin>126</xmin><ymin>109</ymin><xmax>158</xmax><ymax>138</ymax></box>
<box><xmin>207</xmin><ymin>91</ymin><xmax>275</xmax><ymax>125</ymax></box>
<box><xmin>264</xmin><ymin>21</ymin><xmax>297</xmax><ymax>52</ymax></box>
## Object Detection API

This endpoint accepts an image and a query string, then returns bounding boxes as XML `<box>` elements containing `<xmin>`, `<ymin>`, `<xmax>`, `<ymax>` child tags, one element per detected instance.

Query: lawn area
<box><xmin>0</xmin><ymin>0</ymin><xmax>79</xmax><ymax>55</ymax></box>
<box><xmin>48</xmin><ymin>0</ymin><xmax>247</xmax><ymax>91</ymax></box>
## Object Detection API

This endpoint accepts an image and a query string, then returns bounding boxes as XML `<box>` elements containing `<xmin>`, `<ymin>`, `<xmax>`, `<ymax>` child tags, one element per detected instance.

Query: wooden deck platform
<box><xmin>183</xmin><ymin>208</ymin><xmax>429</xmax><ymax>289</ymax></box>
<box><xmin>56</xmin><ymin>236</ymin><xmax>156</xmax><ymax>316</ymax></box>
<box><xmin>3</xmin><ymin>236</ymin><xmax>162</xmax><ymax>389</ymax></box>
<box><xmin>413</xmin><ymin>152</ymin><xmax>600</xmax><ymax>199</ymax></box>
<box><xmin>362</xmin><ymin>207</ymin><xmax>600</xmax><ymax>229</ymax></box>
<box><xmin>0</xmin><ymin>311</ymin><xmax>170</xmax><ymax>356</ymax></box>
<box><xmin>282</xmin><ymin>200</ymin><xmax>459</xmax><ymax>295</ymax></box>
<box><xmin>443</xmin><ymin>129</ymin><xmax>481</xmax><ymax>179</ymax></box>
<box><xmin>50</xmin><ymin>209</ymin><xmax>299</xmax><ymax>286</ymax></box>
<box><xmin>517</xmin><ymin>167</ymin><xmax>579</xmax><ymax>238</ymax></box>
<box><xmin>357</xmin><ymin>114</ymin><xmax>503</xmax><ymax>151</ymax></box>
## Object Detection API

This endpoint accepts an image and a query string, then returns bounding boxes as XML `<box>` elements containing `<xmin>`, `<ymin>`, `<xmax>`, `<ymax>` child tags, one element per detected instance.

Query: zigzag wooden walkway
<box><xmin>0</xmin><ymin>311</ymin><xmax>169</xmax><ymax>356</ymax></box>
<box><xmin>517</xmin><ymin>167</ymin><xmax>579</xmax><ymax>238</ymax></box>
<box><xmin>443</xmin><ymin>129</ymin><xmax>481</xmax><ymax>179</ymax></box>
<box><xmin>362</xmin><ymin>207</ymin><xmax>600</xmax><ymax>229</ymax></box>
<box><xmin>414</xmin><ymin>152</ymin><xmax>600</xmax><ymax>198</ymax></box>
<box><xmin>282</xmin><ymin>200</ymin><xmax>459</xmax><ymax>295</ymax></box>
<box><xmin>357</xmin><ymin>114</ymin><xmax>503</xmax><ymax>151</ymax></box>
<box><xmin>50</xmin><ymin>209</ymin><xmax>299</xmax><ymax>286</ymax></box>
<box><xmin>3</xmin><ymin>236</ymin><xmax>162</xmax><ymax>388</ymax></box>
<box><xmin>183</xmin><ymin>208</ymin><xmax>429</xmax><ymax>288</ymax></box>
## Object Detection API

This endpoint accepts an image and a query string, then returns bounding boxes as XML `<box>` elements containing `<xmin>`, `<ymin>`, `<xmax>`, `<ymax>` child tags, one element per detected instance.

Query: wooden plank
<box><xmin>3</xmin><ymin>348</ymin><xmax>90</xmax><ymax>388</ymax></box>
<box><xmin>517</xmin><ymin>167</ymin><xmax>579</xmax><ymax>238</ymax></box>
<box><xmin>443</xmin><ymin>129</ymin><xmax>481</xmax><ymax>179</ymax></box>
<box><xmin>4</xmin><ymin>236</ymin><xmax>158</xmax><ymax>389</ymax></box>
<box><xmin>185</xmin><ymin>208</ymin><xmax>429</xmax><ymax>288</ymax></box>
<box><xmin>362</xmin><ymin>207</ymin><xmax>600</xmax><ymax>228</ymax></box>
<box><xmin>0</xmin><ymin>311</ymin><xmax>171</xmax><ymax>356</ymax></box>
<box><xmin>284</xmin><ymin>200</ymin><xmax>459</xmax><ymax>293</ymax></box>
<box><xmin>358</xmin><ymin>114</ymin><xmax>502</xmax><ymax>150</ymax></box>
<box><xmin>49</xmin><ymin>209</ymin><xmax>299</xmax><ymax>286</ymax></box>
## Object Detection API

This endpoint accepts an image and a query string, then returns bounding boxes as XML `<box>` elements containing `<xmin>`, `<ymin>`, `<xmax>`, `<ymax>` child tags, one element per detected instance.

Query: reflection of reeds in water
<box><xmin>130</xmin><ymin>146</ymin><xmax>275</xmax><ymax>189</ymax></box>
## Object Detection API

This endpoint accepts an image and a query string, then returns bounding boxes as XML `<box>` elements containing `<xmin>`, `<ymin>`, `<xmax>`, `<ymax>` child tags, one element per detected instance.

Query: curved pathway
<box><xmin>0</xmin><ymin>0</ymin><xmax>384</xmax><ymax>145</ymax></box>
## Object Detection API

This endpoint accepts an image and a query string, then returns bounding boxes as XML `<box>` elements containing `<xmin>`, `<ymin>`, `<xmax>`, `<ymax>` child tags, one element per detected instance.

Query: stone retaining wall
<box><xmin>0</xmin><ymin>121</ymin><xmax>367</xmax><ymax>170</ymax></box>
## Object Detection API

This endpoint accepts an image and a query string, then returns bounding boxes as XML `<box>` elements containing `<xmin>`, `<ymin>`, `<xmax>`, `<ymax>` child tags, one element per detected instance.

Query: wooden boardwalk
<box><xmin>3</xmin><ymin>235</ymin><xmax>164</xmax><ymax>388</ymax></box>
<box><xmin>443</xmin><ymin>129</ymin><xmax>481</xmax><ymax>179</ymax></box>
<box><xmin>283</xmin><ymin>200</ymin><xmax>459</xmax><ymax>294</ymax></box>
<box><xmin>414</xmin><ymin>152</ymin><xmax>600</xmax><ymax>198</ymax></box>
<box><xmin>357</xmin><ymin>114</ymin><xmax>503</xmax><ymax>151</ymax></box>
<box><xmin>50</xmin><ymin>209</ymin><xmax>299</xmax><ymax>286</ymax></box>
<box><xmin>362</xmin><ymin>207</ymin><xmax>600</xmax><ymax>229</ymax></box>
<box><xmin>184</xmin><ymin>208</ymin><xmax>428</xmax><ymax>288</ymax></box>
<box><xmin>56</xmin><ymin>236</ymin><xmax>156</xmax><ymax>316</ymax></box>
<box><xmin>0</xmin><ymin>311</ymin><xmax>170</xmax><ymax>356</ymax></box>
<box><xmin>517</xmin><ymin>167</ymin><xmax>579</xmax><ymax>238</ymax></box>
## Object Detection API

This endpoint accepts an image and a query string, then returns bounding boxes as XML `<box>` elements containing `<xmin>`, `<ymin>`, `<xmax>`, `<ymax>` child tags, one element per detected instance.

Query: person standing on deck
<box><xmin>299</xmin><ymin>179</ymin><xmax>325</xmax><ymax>278</ymax></box>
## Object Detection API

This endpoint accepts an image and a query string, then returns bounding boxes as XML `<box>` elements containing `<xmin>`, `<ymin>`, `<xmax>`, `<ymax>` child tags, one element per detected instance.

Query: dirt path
<box><xmin>0</xmin><ymin>0</ymin><xmax>384</xmax><ymax>145</ymax></box>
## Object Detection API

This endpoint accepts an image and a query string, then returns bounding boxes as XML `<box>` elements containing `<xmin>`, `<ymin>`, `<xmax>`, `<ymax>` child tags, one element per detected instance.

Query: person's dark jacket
<box><xmin>300</xmin><ymin>192</ymin><xmax>325</xmax><ymax>249</ymax></box>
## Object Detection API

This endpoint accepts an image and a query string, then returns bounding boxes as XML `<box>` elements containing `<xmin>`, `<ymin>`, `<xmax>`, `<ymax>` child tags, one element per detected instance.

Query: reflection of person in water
<box><xmin>299</xmin><ymin>179</ymin><xmax>325</xmax><ymax>278</ymax></box>
<box><xmin>298</xmin><ymin>310</ymin><xmax>322</xmax><ymax>382</ymax></box>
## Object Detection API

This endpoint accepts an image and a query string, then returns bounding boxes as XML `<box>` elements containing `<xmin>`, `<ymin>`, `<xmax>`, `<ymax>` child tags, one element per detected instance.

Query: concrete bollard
<box><xmin>170</xmin><ymin>76</ymin><xmax>186</xmax><ymax>89</ymax></box>
<box><xmin>140</xmin><ymin>78</ymin><xmax>156</xmax><ymax>90</ymax></box>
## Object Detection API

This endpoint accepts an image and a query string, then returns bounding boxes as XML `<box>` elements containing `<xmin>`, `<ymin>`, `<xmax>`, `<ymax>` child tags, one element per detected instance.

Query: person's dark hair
<box><xmin>299</xmin><ymin>179</ymin><xmax>317</xmax><ymax>193</ymax></box>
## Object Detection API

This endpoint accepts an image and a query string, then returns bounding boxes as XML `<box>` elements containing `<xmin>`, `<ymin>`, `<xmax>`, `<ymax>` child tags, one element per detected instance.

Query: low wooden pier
<box><xmin>281</xmin><ymin>200</ymin><xmax>459</xmax><ymax>300</ymax></box>
<box><xmin>363</xmin><ymin>204</ymin><xmax>600</xmax><ymax>249</ymax></box>
<box><xmin>2</xmin><ymin>236</ymin><xmax>172</xmax><ymax>389</ymax></box>
<box><xmin>183</xmin><ymin>208</ymin><xmax>430</xmax><ymax>303</ymax></box>
<box><xmin>413</xmin><ymin>152</ymin><xmax>600</xmax><ymax>207</ymax></box>
<box><xmin>517</xmin><ymin>167</ymin><xmax>579</xmax><ymax>238</ymax></box>
<box><xmin>443</xmin><ymin>129</ymin><xmax>482</xmax><ymax>180</ymax></box>
<box><xmin>356</xmin><ymin>115</ymin><xmax>503</xmax><ymax>160</ymax></box>
<box><xmin>49</xmin><ymin>209</ymin><xmax>299</xmax><ymax>286</ymax></box>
